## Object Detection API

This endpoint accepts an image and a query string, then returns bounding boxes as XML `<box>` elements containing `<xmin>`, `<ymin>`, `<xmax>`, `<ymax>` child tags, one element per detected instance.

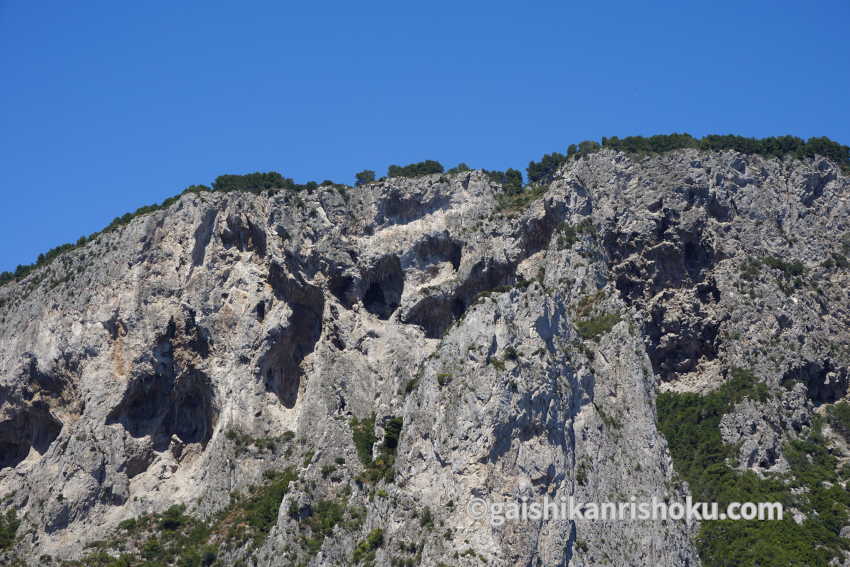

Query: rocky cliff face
<box><xmin>0</xmin><ymin>149</ymin><xmax>848</xmax><ymax>566</ymax></box>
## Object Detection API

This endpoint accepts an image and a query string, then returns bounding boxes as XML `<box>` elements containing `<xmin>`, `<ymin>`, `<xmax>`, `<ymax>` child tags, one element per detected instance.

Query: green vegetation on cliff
<box><xmin>658</xmin><ymin>369</ymin><xmax>850</xmax><ymax>567</ymax></box>
<box><xmin>0</xmin><ymin>509</ymin><xmax>20</xmax><ymax>551</ymax></box>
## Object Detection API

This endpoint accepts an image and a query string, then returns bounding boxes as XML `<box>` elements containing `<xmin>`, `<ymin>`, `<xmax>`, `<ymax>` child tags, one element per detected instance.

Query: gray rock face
<box><xmin>0</xmin><ymin>148</ymin><xmax>848</xmax><ymax>565</ymax></box>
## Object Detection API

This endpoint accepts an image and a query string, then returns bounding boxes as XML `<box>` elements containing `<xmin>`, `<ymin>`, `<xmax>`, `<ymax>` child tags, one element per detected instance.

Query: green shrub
<box><xmin>575</xmin><ymin>313</ymin><xmax>621</xmax><ymax>340</ymax></box>
<box><xmin>350</xmin><ymin>415</ymin><xmax>403</xmax><ymax>484</ymax></box>
<box><xmin>241</xmin><ymin>468</ymin><xmax>298</xmax><ymax>540</ymax></box>
<box><xmin>383</xmin><ymin>417</ymin><xmax>403</xmax><ymax>451</ymax></box>
<box><xmin>403</xmin><ymin>377</ymin><xmax>419</xmax><ymax>395</ymax></box>
<box><xmin>740</xmin><ymin>258</ymin><xmax>761</xmax><ymax>281</ymax></box>
<box><xmin>352</xmin><ymin>528</ymin><xmax>384</xmax><ymax>563</ymax></box>
<box><xmin>158</xmin><ymin>504</ymin><xmax>188</xmax><ymax>531</ymax></box>
<box><xmin>556</xmin><ymin>219</ymin><xmax>594</xmax><ymax>249</ymax></box>
<box><xmin>351</xmin><ymin>414</ymin><xmax>377</xmax><ymax>466</ymax></box>
<box><xmin>494</xmin><ymin>182</ymin><xmax>545</xmax><ymax>212</ymax></box>
<box><xmin>212</xmin><ymin>171</ymin><xmax>291</xmax><ymax>192</ymax></box>
<box><xmin>355</xmin><ymin>170</ymin><xmax>376</xmax><ymax>186</ymax></box>
<box><xmin>419</xmin><ymin>507</ymin><xmax>433</xmax><ymax>529</ymax></box>
<box><xmin>828</xmin><ymin>402</ymin><xmax>850</xmax><ymax>442</ymax></box>
<box><xmin>0</xmin><ymin>509</ymin><xmax>19</xmax><ymax>550</ymax></box>
<box><xmin>303</xmin><ymin>498</ymin><xmax>346</xmax><ymax>543</ymax></box>
<box><xmin>761</xmin><ymin>256</ymin><xmax>807</xmax><ymax>278</ymax></box>
<box><xmin>447</xmin><ymin>163</ymin><xmax>471</xmax><ymax>174</ymax></box>
<box><xmin>527</xmin><ymin>152</ymin><xmax>567</xmax><ymax>183</ymax></box>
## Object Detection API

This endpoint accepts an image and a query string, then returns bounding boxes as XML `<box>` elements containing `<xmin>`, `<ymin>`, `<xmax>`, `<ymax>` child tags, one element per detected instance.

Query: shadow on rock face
<box><xmin>220</xmin><ymin>213</ymin><xmax>267</xmax><ymax>256</ymax></box>
<box><xmin>783</xmin><ymin>360</ymin><xmax>848</xmax><ymax>404</ymax></box>
<box><xmin>0</xmin><ymin>400</ymin><xmax>62</xmax><ymax>469</ymax></box>
<box><xmin>409</xmin><ymin>233</ymin><xmax>462</xmax><ymax>272</ymax></box>
<box><xmin>403</xmin><ymin>258</ymin><xmax>518</xmax><ymax>339</ymax></box>
<box><xmin>605</xmin><ymin>214</ymin><xmax>718</xmax><ymax>303</ymax></box>
<box><xmin>375</xmin><ymin>188</ymin><xmax>451</xmax><ymax>227</ymax></box>
<box><xmin>0</xmin><ymin>355</ymin><xmax>80</xmax><ymax>470</ymax></box>
<box><xmin>106</xmin><ymin>324</ymin><xmax>218</xmax><ymax>454</ymax></box>
<box><xmin>643</xmin><ymin>296</ymin><xmax>720</xmax><ymax>381</ymax></box>
<box><xmin>260</xmin><ymin>262</ymin><xmax>326</xmax><ymax>407</ymax></box>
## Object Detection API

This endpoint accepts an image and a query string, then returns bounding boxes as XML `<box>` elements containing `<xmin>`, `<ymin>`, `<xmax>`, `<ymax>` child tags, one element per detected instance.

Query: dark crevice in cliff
<box><xmin>261</xmin><ymin>262</ymin><xmax>325</xmax><ymax>407</ymax></box>
<box><xmin>191</xmin><ymin>209</ymin><xmax>218</xmax><ymax>266</ymax></box>
<box><xmin>0</xmin><ymin>354</ymin><xmax>84</xmax><ymax>469</ymax></box>
<box><xmin>606</xmin><ymin>215</ymin><xmax>718</xmax><ymax>303</ymax></box>
<box><xmin>328</xmin><ymin>273</ymin><xmax>356</xmax><ymax>307</ymax></box>
<box><xmin>220</xmin><ymin>213</ymin><xmax>267</xmax><ymax>256</ymax></box>
<box><xmin>520</xmin><ymin>203</ymin><xmax>562</xmax><ymax>256</ymax></box>
<box><xmin>603</xmin><ymin>215</ymin><xmax>721</xmax><ymax>380</ymax></box>
<box><xmin>360</xmin><ymin>255</ymin><xmax>404</xmax><ymax>320</ymax></box>
<box><xmin>375</xmin><ymin>189</ymin><xmax>451</xmax><ymax>226</ymax></box>
<box><xmin>181</xmin><ymin>309</ymin><xmax>211</xmax><ymax>358</ymax></box>
<box><xmin>163</xmin><ymin>369</ymin><xmax>217</xmax><ymax>445</ymax></box>
<box><xmin>674</xmin><ymin>184</ymin><xmax>734</xmax><ymax>222</ymax></box>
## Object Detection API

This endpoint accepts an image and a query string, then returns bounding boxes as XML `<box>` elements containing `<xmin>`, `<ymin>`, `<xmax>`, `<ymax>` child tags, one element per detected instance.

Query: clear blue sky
<box><xmin>1</xmin><ymin>1</ymin><xmax>848</xmax><ymax>273</ymax></box>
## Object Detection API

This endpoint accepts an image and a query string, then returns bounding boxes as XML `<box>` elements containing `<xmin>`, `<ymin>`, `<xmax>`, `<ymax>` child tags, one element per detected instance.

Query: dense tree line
<box><xmin>212</xmin><ymin>172</ymin><xmax>326</xmax><ymax>193</ymax></box>
<box><xmin>601</xmin><ymin>133</ymin><xmax>850</xmax><ymax>166</ymax></box>
<box><xmin>527</xmin><ymin>134</ymin><xmax>850</xmax><ymax>183</ymax></box>
<box><xmin>386</xmin><ymin>160</ymin><xmax>444</xmax><ymax>179</ymax></box>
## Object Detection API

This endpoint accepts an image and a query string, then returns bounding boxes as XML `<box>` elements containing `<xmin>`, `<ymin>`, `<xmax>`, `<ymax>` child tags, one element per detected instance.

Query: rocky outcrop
<box><xmin>0</xmin><ymin>148</ymin><xmax>848</xmax><ymax>565</ymax></box>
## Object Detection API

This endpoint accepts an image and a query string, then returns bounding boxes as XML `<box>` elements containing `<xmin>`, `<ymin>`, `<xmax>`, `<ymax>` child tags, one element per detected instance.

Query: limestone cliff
<box><xmin>0</xmin><ymin>148</ymin><xmax>848</xmax><ymax>566</ymax></box>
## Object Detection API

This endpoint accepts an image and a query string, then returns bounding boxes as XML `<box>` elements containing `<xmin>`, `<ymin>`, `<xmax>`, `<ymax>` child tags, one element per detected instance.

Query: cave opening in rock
<box><xmin>361</xmin><ymin>256</ymin><xmax>404</xmax><ymax>320</ymax></box>
<box><xmin>411</xmin><ymin>234</ymin><xmax>463</xmax><ymax>271</ymax></box>
<box><xmin>329</xmin><ymin>274</ymin><xmax>355</xmax><ymax>307</ymax></box>
<box><xmin>107</xmin><ymin>365</ymin><xmax>218</xmax><ymax>449</ymax></box>
<box><xmin>0</xmin><ymin>404</ymin><xmax>62</xmax><ymax>469</ymax></box>
<box><xmin>164</xmin><ymin>370</ymin><xmax>216</xmax><ymax>445</ymax></box>
<box><xmin>107</xmin><ymin>332</ymin><xmax>218</xmax><ymax>451</ymax></box>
